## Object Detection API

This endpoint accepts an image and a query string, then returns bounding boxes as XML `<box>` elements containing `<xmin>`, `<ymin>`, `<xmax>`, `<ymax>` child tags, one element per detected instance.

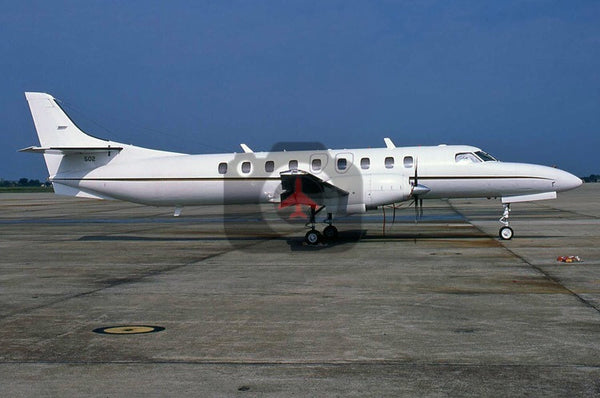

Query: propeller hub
<box><xmin>412</xmin><ymin>184</ymin><xmax>431</xmax><ymax>196</ymax></box>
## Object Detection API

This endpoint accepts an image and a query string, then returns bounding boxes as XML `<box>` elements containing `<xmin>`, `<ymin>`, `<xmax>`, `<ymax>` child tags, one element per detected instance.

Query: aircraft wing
<box><xmin>280</xmin><ymin>170</ymin><xmax>349</xmax><ymax>208</ymax></box>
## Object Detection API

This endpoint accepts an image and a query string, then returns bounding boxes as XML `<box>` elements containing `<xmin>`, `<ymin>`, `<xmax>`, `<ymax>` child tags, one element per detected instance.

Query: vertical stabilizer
<box><xmin>24</xmin><ymin>92</ymin><xmax>108</xmax><ymax>177</ymax></box>
<box><xmin>25</xmin><ymin>92</ymin><xmax>107</xmax><ymax>148</ymax></box>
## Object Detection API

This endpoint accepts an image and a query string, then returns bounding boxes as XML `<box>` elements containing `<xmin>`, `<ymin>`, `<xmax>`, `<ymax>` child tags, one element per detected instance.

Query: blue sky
<box><xmin>2</xmin><ymin>1</ymin><xmax>599</xmax><ymax>180</ymax></box>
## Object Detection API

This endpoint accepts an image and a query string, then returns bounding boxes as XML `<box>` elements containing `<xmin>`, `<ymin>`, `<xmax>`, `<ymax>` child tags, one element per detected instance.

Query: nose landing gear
<box><xmin>499</xmin><ymin>203</ymin><xmax>514</xmax><ymax>240</ymax></box>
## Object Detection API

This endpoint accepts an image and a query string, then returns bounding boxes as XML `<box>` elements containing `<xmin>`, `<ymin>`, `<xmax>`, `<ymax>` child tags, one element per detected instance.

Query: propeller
<box><xmin>383</xmin><ymin>157</ymin><xmax>430</xmax><ymax>234</ymax></box>
<box><xmin>411</xmin><ymin>158</ymin><xmax>430</xmax><ymax>222</ymax></box>
<box><xmin>413</xmin><ymin>160</ymin><xmax>419</xmax><ymax>221</ymax></box>
<box><xmin>382</xmin><ymin>205</ymin><xmax>386</xmax><ymax>236</ymax></box>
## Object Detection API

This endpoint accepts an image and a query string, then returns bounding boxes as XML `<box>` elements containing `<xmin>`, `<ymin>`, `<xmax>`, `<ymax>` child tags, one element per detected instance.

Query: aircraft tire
<box><xmin>323</xmin><ymin>225</ymin><xmax>338</xmax><ymax>241</ymax></box>
<box><xmin>305</xmin><ymin>230</ymin><xmax>322</xmax><ymax>245</ymax></box>
<box><xmin>499</xmin><ymin>226</ymin><xmax>514</xmax><ymax>240</ymax></box>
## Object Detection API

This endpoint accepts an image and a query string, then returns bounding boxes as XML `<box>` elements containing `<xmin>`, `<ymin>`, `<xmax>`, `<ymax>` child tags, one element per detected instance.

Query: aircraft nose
<box><xmin>554</xmin><ymin>169</ymin><xmax>583</xmax><ymax>192</ymax></box>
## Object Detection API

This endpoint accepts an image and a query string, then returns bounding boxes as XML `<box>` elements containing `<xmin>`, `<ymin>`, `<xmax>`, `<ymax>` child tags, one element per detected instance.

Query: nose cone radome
<box><xmin>554</xmin><ymin>169</ymin><xmax>583</xmax><ymax>192</ymax></box>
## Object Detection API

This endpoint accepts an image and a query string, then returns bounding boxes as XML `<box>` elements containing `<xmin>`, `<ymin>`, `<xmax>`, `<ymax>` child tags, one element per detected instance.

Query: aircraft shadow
<box><xmin>78</xmin><ymin>235</ymin><xmax>287</xmax><ymax>242</ymax></box>
<box><xmin>78</xmin><ymin>230</ymin><xmax>560</xmax><ymax>251</ymax></box>
<box><xmin>286</xmin><ymin>229</ymin><xmax>366</xmax><ymax>251</ymax></box>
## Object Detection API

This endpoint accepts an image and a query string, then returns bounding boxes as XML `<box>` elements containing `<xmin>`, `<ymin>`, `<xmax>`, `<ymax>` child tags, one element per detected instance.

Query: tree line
<box><xmin>0</xmin><ymin>178</ymin><xmax>51</xmax><ymax>187</ymax></box>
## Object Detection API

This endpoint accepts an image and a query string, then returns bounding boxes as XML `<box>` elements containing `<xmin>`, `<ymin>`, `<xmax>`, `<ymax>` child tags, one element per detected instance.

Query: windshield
<box><xmin>475</xmin><ymin>150</ymin><xmax>498</xmax><ymax>161</ymax></box>
<box><xmin>455</xmin><ymin>152</ymin><xmax>480</xmax><ymax>163</ymax></box>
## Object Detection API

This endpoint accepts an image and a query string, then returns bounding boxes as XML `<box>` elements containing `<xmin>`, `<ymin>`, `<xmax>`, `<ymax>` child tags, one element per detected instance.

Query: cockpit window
<box><xmin>475</xmin><ymin>150</ymin><xmax>497</xmax><ymax>162</ymax></box>
<box><xmin>455</xmin><ymin>152</ymin><xmax>481</xmax><ymax>163</ymax></box>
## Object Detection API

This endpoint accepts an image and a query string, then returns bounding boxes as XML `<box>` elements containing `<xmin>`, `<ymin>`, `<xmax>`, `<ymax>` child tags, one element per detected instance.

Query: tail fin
<box><xmin>23</xmin><ymin>92</ymin><xmax>118</xmax><ymax>177</ymax></box>
<box><xmin>25</xmin><ymin>92</ymin><xmax>107</xmax><ymax>148</ymax></box>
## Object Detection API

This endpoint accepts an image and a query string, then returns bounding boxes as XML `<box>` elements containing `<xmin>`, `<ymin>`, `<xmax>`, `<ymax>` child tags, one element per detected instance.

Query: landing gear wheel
<box><xmin>499</xmin><ymin>226</ymin><xmax>514</xmax><ymax>240</ymax></box>
<box><xmin>305</xmin><ymin>230</ymin><xmax>322</xmax><ymax>245</ymax></box>
<box><xmin>323</xmin><ymin>225</ymin><xmax>338</xmax><ymax>241</ymax></box>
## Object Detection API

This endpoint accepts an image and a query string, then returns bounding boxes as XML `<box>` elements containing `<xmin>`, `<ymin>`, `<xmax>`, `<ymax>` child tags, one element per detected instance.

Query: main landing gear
<box><xmin>304</xmin><ymin>207</ymin><xmax>338</xmax><ymax>245</ymax></box>
<box><xmin>498</xmin><ymin>203</ymin><xmax>514</xmax><ymax>240</ymax></box>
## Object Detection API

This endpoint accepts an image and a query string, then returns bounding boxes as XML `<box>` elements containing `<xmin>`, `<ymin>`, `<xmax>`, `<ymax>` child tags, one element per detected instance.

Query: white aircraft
<box><xmin>21</xmin><ymin>92</ymin><xmax>582</xmax><ymax>243</ymax></box>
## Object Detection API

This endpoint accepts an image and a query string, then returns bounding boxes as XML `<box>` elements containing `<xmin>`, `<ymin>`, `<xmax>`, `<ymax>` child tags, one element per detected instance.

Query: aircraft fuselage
<box><xmin>49</xmin><ymin>144</ymin><xmax>581</xmax><ymax>212</ymax></box>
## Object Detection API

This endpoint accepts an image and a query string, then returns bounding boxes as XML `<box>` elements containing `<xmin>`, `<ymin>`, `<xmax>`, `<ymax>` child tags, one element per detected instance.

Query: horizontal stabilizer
<box><xmin>19</xmin><ymin>146</ymin><xmax>123</xmax><ymax>155</ymax></box>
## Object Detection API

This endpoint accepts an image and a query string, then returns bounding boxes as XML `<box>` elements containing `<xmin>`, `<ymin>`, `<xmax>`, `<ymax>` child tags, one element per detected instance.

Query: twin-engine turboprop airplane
<box><xmin>21</xmin><ymin>92</ymin><xmax>582</xmax><ymax>243</ymax></box>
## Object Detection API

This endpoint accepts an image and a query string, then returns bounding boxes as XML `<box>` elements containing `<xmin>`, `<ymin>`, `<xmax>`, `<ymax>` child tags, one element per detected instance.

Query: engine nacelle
<box><xmin>364</xmin><ymin>173</ymin><xmax>412</xmax><ymax>207</ymax></box>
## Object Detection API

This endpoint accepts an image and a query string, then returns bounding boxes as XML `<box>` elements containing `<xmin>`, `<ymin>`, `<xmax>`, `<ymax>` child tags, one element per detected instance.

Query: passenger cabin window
<box><xmin>265</xmin><ymin>160</ymin><xmax>274</xmax><ymax>173</ymax></box>
<box><xmin>289</xmin><ymin>160</ymin><xmax>298</xmax><ymax>171</ymax></box>
<box><xmin>403</xmin><ymin>156</ymin><xmax>413</xmax><ymax>168</ymax></box>
<box><xmin>455</xmin><ymin>153</ymin><xmax>480</xmax><ymax>164</ymax></box>
<box><xmin>241</xmin><ymin>161</ymin><xmax>252</xmax><ymax>173</ymax></box>
<box><xmin>311</xmin><ymin>158</ymin><xmax>321</xmax><ymax>171</ymax></box>
<box><xmin>385</xmin><ymin>157</ymin><xmax>394</xmax><ymax>169</ymax></box>
<box><xmin>360</xmin><ymin>157</ymin><xmax>370</xmax><ymax>170</ymax></box>
<box><xmin>218</xmin><ymin>162</ymin><xmax>227</xmax><ymax>174</ymax></box>
<box><xmin>337</xmin><ymin>158</ymin><xmax>347</xmax><ymax>171</ymax></box>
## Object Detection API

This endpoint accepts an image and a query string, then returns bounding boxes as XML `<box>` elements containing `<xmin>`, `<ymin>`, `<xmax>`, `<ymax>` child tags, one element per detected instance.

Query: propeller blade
<box><xmin>414</xmin><ymin>158</ymin><xmax>418</xmax><ymax>186</ymax></box>
<box><xmin>382</xmin><ymin>205</ymin><xmax>386</xmax><ymax>236</ymax></box>
<box><xmin>410</xmin><ymin>157</ymin><xmax>428</xmax><ymax>222</ymax></box>
<box><xmin>413</xmin><ymin>158</ymin><xmax>419</xmax><ymax>222</ymax></box>
<box><xmin>414</xmin><ymin>199</ymin><xmax>419</xmax><ymax>223</ymax></box>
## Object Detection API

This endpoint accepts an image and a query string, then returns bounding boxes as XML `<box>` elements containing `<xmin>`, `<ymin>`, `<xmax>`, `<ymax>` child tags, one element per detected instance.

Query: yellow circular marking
<box><xmin>93</xmin><ymin>325</ymin><xmax>165</xmax><ymax>335</ymax></box>
<box><xmin>104</xmin><ymin>326</ymin><xmax>155</xmax><ymax>334</ymax></box>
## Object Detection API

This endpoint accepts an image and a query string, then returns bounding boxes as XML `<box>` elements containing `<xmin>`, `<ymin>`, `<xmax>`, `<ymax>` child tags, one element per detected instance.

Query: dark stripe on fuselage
<box><xmin>52</xmin><ymin>175</ymin><xmax>553</xmax><ymax>182</ymax></box>
<box><xmin>52</xmin><ymin>177</ymin><xmax>282</xmax><ymax>182</ymax></box>
<box><xmin>414</xmin><ymin>176</ymin><xmax>553</xmax><ymax>180</ymax></box>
